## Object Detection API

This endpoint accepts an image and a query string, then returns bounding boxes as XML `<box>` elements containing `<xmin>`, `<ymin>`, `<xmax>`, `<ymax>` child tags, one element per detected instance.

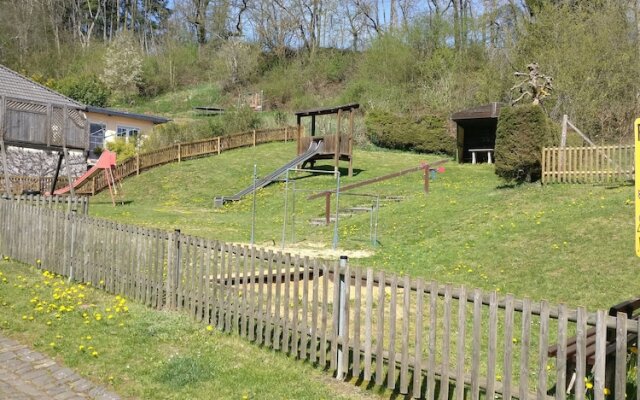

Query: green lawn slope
<box><xmin>90</xmin><ymin>142</ymin><xmax>638</xmax><ymax>309</ymax></box>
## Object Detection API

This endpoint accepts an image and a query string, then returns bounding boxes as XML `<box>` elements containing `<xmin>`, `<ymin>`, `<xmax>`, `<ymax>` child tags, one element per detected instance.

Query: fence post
<box><xmin>136</xmin><ymin>153</ymin><xmax>140</xmax><ymax>175</ymax></box>
<box><xmin>336</xmin><ymin>255</ymin><xmax>348</xmax><ymax>380</ymax></box>
<box><xmin>284</xmin><ymin>127</ymin><xmax>288</xmax><ymax>142</ymax></box>
<box><xmin>177</xmin><ymin>144</ymin><xmax>181</xmax><ymax>163</ymax></box>
<box><xmin>68</xmin><ymin>209</ymin><xmax>77</xmax><ymax>282</ymax></box>
<box><xmin>165</xmin><ymin>229</ymin><xmax>181</xmax><ymax>309</ymax></box>
<box><xmin>217</xmin><ymin>137</ymin><xmax>221</xmax><ymax>155</ymax></box>
<box><xmin>253</xmin><ymin>130</ymin><xmax>256</xmax><ymax>147</ymax></box>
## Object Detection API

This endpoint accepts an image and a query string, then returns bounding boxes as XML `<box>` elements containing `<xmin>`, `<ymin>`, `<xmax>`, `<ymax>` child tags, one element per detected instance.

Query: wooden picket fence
<box><xmin>541</xmin><ymin>145</ymin><xmax>634</xmax><ymax>184</ymax></box>
<box><xmin>0</xmin><ymin>199</ymin><xmax>638</xmax><ymax>400</ymax></box>
<box><xmin>2</xmin><ymin>194</ymin><xmax>88</xmax><ymax>214</ymax></box>
<box><xmin>75</xmin><ymin>126</ymin><xmax>295</xmax><ymax>195</ymax></box>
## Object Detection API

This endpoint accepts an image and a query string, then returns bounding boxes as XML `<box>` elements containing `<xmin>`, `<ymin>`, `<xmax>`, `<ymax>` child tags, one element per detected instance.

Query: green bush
<box><xmin>56</xmin><ymin>75</ymin><xmax>110</xmax><ymax>107</ymax></box>
<box><xmin>220</xmin><ymin>106</ymin><xmax>262</xmax><ymax>134</ymax></box>
<box><xmin>106</xmin><ymin>138</ymin><xmax>137</xmax><ymax>163</ymax></box>
<box><xmin>141</xmin><ymin>106</ymin><xmax>262</xmax><ymax>152</ymax></box>
<box><xmin>494</xmin><ymin>104</ymin><xmax>555</xmax><ymax>182</ymax></box>
<box><xmin>142</xmin><ymin>120</ymin><xmax>224</xmax><ymax>151</ymax></box>
<box><xmin>364</xmin><ymin>110</ymin><xmax>455</xmax><ymax>155</ymax></box>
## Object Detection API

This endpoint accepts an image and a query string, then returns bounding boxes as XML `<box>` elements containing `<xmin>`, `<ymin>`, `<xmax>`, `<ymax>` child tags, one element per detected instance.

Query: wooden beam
<box><xmin>0</xmin><ymin>96</ymin><xmax>9</xmax><ymax>196</ymax></box>
<box><xmin>308</xmin><ymin>159</ymin><xmax>449</xmax><ymax>200</ymax></box>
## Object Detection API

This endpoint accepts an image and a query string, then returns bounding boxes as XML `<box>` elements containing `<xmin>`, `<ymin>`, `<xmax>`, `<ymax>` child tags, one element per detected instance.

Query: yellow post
<box><xmin>635</xmin><ymin>118</ymin><xmax>640</xmax><ymax>256</ymax></box>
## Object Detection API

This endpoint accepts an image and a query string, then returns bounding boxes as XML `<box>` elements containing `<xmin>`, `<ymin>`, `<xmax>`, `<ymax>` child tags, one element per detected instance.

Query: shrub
<box><xmin>106</xmin><ymin>138</ymin><xmax>137</xmax><ymax>163</ymax></box>
<box><xmin>141</xmin><ymin>120</ymin><xmax>225</xmax><ymax>151</ymax></box>
<box><xmin>141</xmin><ymin>106</ymin><xmax>262</xmax><ymax>152</ymax></box>
<box><xmin>56</xmin><ymin>75</ymin><xmax>110</xmax><ymax>107</ymax></box>
<box><xmin>220</xmin><ymin>106</ymin><xmax>262</xmax><ymax>134</ymax></box>
<box><xmin>364</xmin><ymin>110</ymin><xmax>455</xmax><ymax>155</ymax></box>
<box><xmin>494</xmin><ymin>104</ymin><xmax>555</xmax><ymax>182</ymax></box>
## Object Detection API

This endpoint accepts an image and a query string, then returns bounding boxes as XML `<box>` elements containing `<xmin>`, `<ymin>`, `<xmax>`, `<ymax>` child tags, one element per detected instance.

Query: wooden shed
<box><xmin>451</xmin><ymin>102</ymin><xmax>501</xmax><ymax>164</ymax></box>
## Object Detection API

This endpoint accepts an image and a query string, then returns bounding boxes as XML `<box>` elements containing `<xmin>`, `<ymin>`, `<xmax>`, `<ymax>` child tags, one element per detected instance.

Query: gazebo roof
<box><xmin>294</xmin><ymin>103</ymin><xmax>359</xmax><ymax>118</ymax></box>
<box><xmin>451</xmin><ymin>102</ymin><xmax>501</xmax><ymax>121</ymax></box>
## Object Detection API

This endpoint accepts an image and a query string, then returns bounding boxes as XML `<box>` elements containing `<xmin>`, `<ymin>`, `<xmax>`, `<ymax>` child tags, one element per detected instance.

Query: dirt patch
<box><xmin>235</xmin><ymin>241</ymin><xmax>374</xmax><ymax>260</ymax></box>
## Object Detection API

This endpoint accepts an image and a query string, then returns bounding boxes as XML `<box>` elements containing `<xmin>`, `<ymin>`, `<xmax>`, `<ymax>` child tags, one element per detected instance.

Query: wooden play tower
<box><xmin>295</xmin><ymin>103</ymin><xmax>359</xmax><ymax>177</ymax></box>
<box><xmin>0</xmin><ymin>65</ymin><xmax>89</xmax><ymax>196</ymax></box>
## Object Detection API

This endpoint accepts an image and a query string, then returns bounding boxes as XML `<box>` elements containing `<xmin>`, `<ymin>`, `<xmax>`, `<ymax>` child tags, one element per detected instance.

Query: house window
<box><xmin>116</xmin><ymin>126</ymin><xmax>140</xmax><ymax>142</ymax></box>
<box><xmin>89</xmin><ymin>123</ymin><xmax>106</xmax><ymax>158</ymax></box>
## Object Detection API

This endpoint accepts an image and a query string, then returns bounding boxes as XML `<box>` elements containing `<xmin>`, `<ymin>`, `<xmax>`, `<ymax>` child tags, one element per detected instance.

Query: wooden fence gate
<box><xmin>541</xmin><ymin>145</ymin><xmax>634</xmax><ymax>184</ymax></box>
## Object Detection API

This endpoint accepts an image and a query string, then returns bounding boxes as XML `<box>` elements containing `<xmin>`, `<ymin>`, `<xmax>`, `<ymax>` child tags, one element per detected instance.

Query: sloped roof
<box><xmin>295</xmin><ymin>103</ymin><xmax>360</xmax><ymax>117</ymax></box>
<box><xmin>0</xmin><ymin>64</ymin><xmax>84</xmax><ymax>109</ymax></box>
<box><xmin>86</xmin><ymin>106</ymin><xmax>170</xmax><ymax>124</ymax></box>
<box><xmin>451</xmin><ymin>102</ymin><xmax>501</xmax><ymax>121</ymax></box>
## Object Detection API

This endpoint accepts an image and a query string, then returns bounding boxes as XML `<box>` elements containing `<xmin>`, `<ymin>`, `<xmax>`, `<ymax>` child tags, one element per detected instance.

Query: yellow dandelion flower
<box><xmin>586</xmin><ymin>382</ymin><xmax>593</xmax><ymax>389</ymax></box>
<box><xmin>206</xmin><ymin>325</ymin><xmax>213</xmax><ymax>331</ymax></box>
<box><xmin>79</xmin><ymin>345</ymin><xmax>85</xmax><ymax>351</ymax></box>
<box><xmin>49</xmin><ymin>342</ymin><xmax>56</xmax><ymax>348</ymax></box>
<box><xmin>91</xmin><ymin>351</ymin><xmax>98</xmax><ymax>357</ymax></box>
<box><xmin>604</xmin><ymin>388</ymin><xmax>610</xmax><ymax>395</ymax></box>
<box><xmin>86</xmin><ymin>335</ymin><xmax>92</xmax><ymax>340</ymax></box>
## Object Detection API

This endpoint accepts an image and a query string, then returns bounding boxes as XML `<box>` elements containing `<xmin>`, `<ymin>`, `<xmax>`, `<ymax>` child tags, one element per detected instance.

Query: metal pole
<box><xmin>336</xmin><ymin>255</ymin><xmax>348</xmax><ymax>380</ymax></box>
<box><xmin>332</xmin><ymin>172</ymin><xmax>340</xmax><ymax>250</ymax></box>
<box><xmin>281</xmin><ymin>170</ymin><xmax>290</xmax><ymax>250</ymax></box>
<box><xmin>251</xmin><ymin>164</ymin><xmax>257</xmax><ymax>245</ymax></box>
<box><xmin>373</xmin><ymin>196</ymin><xmax>380</xmax><ymax>247</ymax></box>
<box><xmin>291</xmin><ymin>181</ymin><xmax>296</xmax><ymax>244</ymax></box>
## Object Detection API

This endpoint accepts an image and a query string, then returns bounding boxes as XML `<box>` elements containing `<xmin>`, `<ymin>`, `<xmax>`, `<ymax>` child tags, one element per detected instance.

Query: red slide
<box><xmin>53</xmin><ymin>150</ymin><xmax>117</xmax><ymax>195</ymax></box>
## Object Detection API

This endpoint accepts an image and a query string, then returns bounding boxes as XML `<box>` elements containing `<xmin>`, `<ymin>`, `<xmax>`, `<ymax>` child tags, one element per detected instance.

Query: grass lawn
<box><xmin>89</xmin><ymin>141</ymin><xmax>639</xmax><ymax>310</ymax></box>
<box><xmin>0</xmin><ymin>259</ymin><xmax>386</xmax><ymax>400</ymax></box>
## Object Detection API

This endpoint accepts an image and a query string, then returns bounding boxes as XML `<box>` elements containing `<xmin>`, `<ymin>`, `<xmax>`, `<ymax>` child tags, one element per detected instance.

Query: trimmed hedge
<box><xmin>494</xmin><ymin>104</ymin><xmax>555</xmax><ymax>182</ymax></box>
<box><xmin>364</xmin><ymin>110</ymin><xmax>455</xmax><ymax>155</ymax></box>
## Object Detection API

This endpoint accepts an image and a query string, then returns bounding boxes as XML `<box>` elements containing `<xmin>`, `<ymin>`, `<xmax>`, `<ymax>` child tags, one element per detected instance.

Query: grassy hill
<box><xmin>90</xmin><ymin>142</ymin><xmax>638</xmax><ymax>310</ymax></box>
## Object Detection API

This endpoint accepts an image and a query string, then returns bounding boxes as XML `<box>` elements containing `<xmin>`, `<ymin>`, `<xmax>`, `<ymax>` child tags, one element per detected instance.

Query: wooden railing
<box><xmin>1</xmin><ymin>199</ymin><xmax>638</xmax><ymax>400</ymax></box>
<box><xmin>72</xmin><ymin>127</ymin><xmax>294</xmax><ymax>195</ymax></box>
<box><xmin>541</xmin><ymin>144</ymin><xmax>634</xmax><ymax>184</ymax></box>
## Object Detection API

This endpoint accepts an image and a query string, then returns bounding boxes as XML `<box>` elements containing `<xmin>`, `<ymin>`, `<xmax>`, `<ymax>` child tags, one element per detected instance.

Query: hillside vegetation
<box><xmin>90</xmin><ymin>142</ymin><xmax>638</xmax><ymax>310</ymax></box>
<box><xmin>2</xmin><ymin>2</ymin><xmax>638</xmax><ymax>145</ymax></box>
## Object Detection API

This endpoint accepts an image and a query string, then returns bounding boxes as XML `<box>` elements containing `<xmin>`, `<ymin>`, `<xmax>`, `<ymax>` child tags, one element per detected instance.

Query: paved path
<box><xmin>0</xmin><ymin>335</ymin><xmax>120</xmax><ymax>400</ymax></box>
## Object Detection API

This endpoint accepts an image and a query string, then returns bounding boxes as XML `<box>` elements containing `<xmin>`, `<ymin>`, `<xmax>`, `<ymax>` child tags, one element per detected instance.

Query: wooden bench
<box><xmin>468</xmin><ymin>148</ymin><xmax>494</xmax><ymax>164</ymax></box>
<box><xmin>547</xmin><ymin>297</ymin><xmax>640</xmax><ymax>393</ymax></box>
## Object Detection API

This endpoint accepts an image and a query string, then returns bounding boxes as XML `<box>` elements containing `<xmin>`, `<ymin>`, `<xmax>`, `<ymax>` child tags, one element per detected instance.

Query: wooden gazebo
<box><xmin>0</xmin><ymin>65</ymin><xmax>88</xmax><ymax>195</ymax></box>
<box><xmin>451</xmin><ymin>102</ymin><xmax>501</xmax><ymax>164</ymax></box>
<box><xmin>294</xmin><ymin>103</ymin><xmax>359</xmax><ymax>177</ymax></box>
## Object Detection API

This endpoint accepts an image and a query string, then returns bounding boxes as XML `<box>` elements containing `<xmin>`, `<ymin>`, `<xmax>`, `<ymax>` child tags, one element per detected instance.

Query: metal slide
<box><xmin>215</xmin><ymin>141</ymin><xmax>323</xmax><ymax>206</ymax></box>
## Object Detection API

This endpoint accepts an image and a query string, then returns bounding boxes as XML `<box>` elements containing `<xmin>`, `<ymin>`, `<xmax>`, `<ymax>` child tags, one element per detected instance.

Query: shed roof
<box><xmin>295</xmin><ymin>103</ymin><xmax>360</xmax><ymax>117</ymax></box>
<box><xmin>86</xmin><ymin>106</ymin><xmax>170</xmax><ymax>124</ymax></box>
<box><xmin>451</xmin><ymin>102</ymin><xmax>501</xmax><ymax>121</ymax></box>
<box><xmin>0</xmin><ymin>64</ymin><xmax>84</xmax><ymax>109</ymax></box>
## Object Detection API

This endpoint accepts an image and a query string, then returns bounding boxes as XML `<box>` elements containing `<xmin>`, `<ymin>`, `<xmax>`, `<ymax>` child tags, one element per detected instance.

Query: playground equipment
<box><xmin>307</xmin><ymin>159</ymin><xmax>448</xmax><ymax>220</ymax></box>
<box><xmin>53</xmin><ymin>150</ymin><xmax>123</xmax><ymax>206</ymax></box>
<box><xmin>214</xmin><ymin>141</ymin><xmax>324</xmax><ymax>207</ymax></box>
<box><xmin>214</xmin><ymin>103</ymin><xmax>359</xmax><ymax>207</ymax></box>
<box><xmin>295</xmin><ymin>103</ymin><xmax>359</xmax><ymax>177</ymax></box>
<box><xmin>0</xmin><ymin>66</ymin><xmax>89</xmax><ymax>196</ymax></box>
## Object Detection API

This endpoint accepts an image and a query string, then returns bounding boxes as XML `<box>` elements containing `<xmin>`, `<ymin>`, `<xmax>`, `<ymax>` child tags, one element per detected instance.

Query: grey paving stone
<box><xmin>0</xmin><ymin>334</ymin><xmax>121</xmax><ymax>400</ymax></box>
